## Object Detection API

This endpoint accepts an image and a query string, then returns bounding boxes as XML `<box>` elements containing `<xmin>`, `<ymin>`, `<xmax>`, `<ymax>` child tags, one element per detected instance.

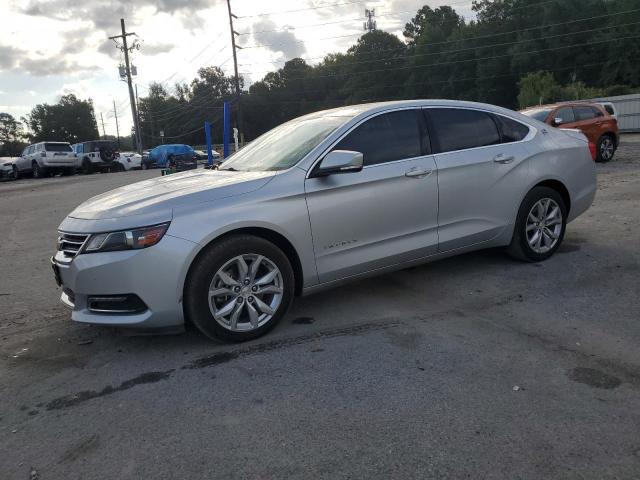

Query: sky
<box><xmin>0</xmin><ymin>0</ymin><xmax>474</xmax><ymax>137</ymax></box>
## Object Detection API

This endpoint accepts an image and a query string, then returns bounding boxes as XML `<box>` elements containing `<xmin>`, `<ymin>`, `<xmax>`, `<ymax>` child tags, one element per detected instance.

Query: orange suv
<box><xmin>521</xmin><ymin>102</ymin><xmax>619</xmax><ymax>162</ymax></box>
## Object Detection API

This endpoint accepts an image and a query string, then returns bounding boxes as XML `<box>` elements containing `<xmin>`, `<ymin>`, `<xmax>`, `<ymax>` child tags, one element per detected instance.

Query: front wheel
<box><xmin>185</xmin><ymin>235</ymin><xmax>295</xmax><ymax>342</ymax></box>
<box><xmin>596</xmin><ymin>135</ymin><xmax>615</xmax><ymax>163</ymax></box>
<box><xmin>32</xmin><ymin>162</ymin><xmax>46</xmax><ymax>178</ymax></box>
<box><xmin>11</xmin><ymin>165</ymin><xmax>19</xmax><ymax>180</ymax></box>
<box><xmin>507</xmin><ymin>186</ymin><xmax>567</xmax><ymax>262</ymax></box>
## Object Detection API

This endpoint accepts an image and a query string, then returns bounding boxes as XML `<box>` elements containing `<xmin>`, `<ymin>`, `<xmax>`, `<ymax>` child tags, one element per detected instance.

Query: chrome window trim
<box><xmin>305</xmin><ymin>105</ymin><xmax>538</xmax><ymax>178</ymax></box>
<box><xmin>422</xmin><ymin>106</ymin><xmax>537</xmax><ymax>157</ymax></box>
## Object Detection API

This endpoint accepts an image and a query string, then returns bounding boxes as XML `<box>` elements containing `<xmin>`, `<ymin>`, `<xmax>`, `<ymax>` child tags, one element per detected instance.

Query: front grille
<box><xmin>58</xmin><ymin>232</ymin><xmax>89</xmax><ymax>259</ymax></box>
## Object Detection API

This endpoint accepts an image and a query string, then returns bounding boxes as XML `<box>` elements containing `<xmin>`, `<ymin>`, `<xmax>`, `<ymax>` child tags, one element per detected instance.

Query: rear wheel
<box><xmin>507</xmin><ymin>186</ymin><xmax>567</xmax><ymax>262</ymax></box>
<box><xmin>185</xmin><ymin>235</ymin><xmax>295</xmax><ymax>342</ymax></box>
<box><xmin>596</xmin><ymin>134</ymin><xmax>615</xmax><ymax>163</ymax></box>
<box><xmin>116</xmin><ymin>162</ymin><xmax>125</xmax><ymax>172</ymax></box>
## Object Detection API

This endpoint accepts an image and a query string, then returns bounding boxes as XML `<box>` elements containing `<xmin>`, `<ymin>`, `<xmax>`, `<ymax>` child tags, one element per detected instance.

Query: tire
<box><xmin>596</xmin><ymin>134</ymin><xmax>616</xmax><ymax>163</ymax></box>
<box><xmin>142</xmin><ymin>161</ymin><xmax>148</xmax><ymax>170</ymax></box>
<box><xmin>82</xmin><ymin>159</ymin><xmax>93</xmax><ymax>175</ymax></box>
<box><xmin>507</xmin><ymin>186</ymin><xmax>567</xmax><ymax>262</ymax></box>
<box><xmin>116</xmin><ymin>162</ymin><xmax>125</xmax><ymax>172</ymax></box>
<box><xmin>32</xmin><ymin>161</ymin><xmax>46</xmax><ymax>179</ymax></box>
<box><xmin>185</xmin><ymin>235</ymin><xmax>295</xmax><ymax>342</ymax></box>
<box><xmin>11</xmin><ymin>165</ymin><xmax>19</xmax><ymax>180</ymax></box>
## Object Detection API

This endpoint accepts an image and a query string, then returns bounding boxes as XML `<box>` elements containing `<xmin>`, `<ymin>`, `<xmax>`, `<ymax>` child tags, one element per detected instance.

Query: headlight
<box><xmin>3</xmin><ymin>162</ymin><xmax>11</xmax><ymax>166</ymax></box>
<box><xmin>83</xmin><ymin>223</ymin><xmax>170</xmax><ymax>253</ymax></box>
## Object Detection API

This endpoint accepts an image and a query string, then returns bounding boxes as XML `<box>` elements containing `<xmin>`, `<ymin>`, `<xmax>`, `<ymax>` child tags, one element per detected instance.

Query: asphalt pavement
<box><xmin>1</xmin><ymin>142</ymin><xmax>639</xmax><ymax>479</ymax></box>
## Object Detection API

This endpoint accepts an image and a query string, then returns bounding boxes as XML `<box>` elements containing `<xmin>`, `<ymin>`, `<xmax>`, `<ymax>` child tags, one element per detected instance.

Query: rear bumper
<box><xmin>42</xmin><ymin>159</ymin><xmax>76</xmax><ymax>168</ymax></box>
<box><xmin>52</xmin><ymin>234</ymin><xmax>197</xmax><ymax>329</ymax></box>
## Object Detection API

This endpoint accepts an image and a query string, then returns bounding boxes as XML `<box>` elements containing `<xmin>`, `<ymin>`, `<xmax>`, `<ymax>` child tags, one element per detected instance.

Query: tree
<box><xmin>23</xmin><ymin>94</ymin><xmax>99</xmax><ymax>143</ymax></box>
<box><xmin>0</xmin><ymin>113</ymin><xmax>25</xmax><ymax>156</ymax></box>
<box><xmin>517</xmin><ymin>71</ymin><xmax>563</xmax><ymax>108</ymax></box>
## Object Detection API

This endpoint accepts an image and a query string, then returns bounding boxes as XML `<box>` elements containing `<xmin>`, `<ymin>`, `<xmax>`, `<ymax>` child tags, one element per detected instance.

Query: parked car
<box><xmin>53</xmin><ymin>100</ymin><xmax>596</xmax><ymax>342</ymax></box>
<box><xmin>115</xmin><ymin>152</ymin><xmax>142</xmax><ymax>171</ymax></box>
<box><xmin>14</xmin><ymin>141</ymin><xmax>77</xmax><ymax>178</ymax></box>
<box><xmin>168</xmin><ymin>153</ymin><xmax>197</xmax><ymax>172</ymax></box>
<box><xmin>520</xmin><ymin>102</ymin><xmax>619</xmax><ymax>162</ymax></box>
<box><xmin>0</xmin><ymin>157</ymin><xmax>18</xmax><ymax>180</ymax></box>
<box><xmin>142</xmin><ymin>144</ymin><xmax>196</xmax><ymax>169</ymax></box>
<box><xmin>194</xmin><ymin>149</ymin><xmax>221</xmax><ymax>161</ymax></box>
<box><xmin>72</xmin><ymin>140</ymin><xmax>119</xmax><ymax>174</ymax></box>
<box><xmin>597</xmin><ymin>101</ymin><xmax>618</xmax><ymax>120</ymax></box>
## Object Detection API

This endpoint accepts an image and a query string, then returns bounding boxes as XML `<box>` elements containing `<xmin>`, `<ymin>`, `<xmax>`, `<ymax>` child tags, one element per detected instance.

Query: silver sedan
<box><xmin>53</xmin><ymin>100</ymin><xmax>596</xmax><ymax>341</ymax></box>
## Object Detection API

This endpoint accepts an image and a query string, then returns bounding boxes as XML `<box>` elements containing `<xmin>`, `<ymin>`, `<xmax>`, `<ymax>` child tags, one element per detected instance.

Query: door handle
<box><xmin>493</xmin><ymin>154</ymin><xmax>515</xmax><ymax>164</ymax></box>
<box><xmin>405</xmin><ymin>168</ymin><xmax>432</xmax><ymax>178</ymax></box>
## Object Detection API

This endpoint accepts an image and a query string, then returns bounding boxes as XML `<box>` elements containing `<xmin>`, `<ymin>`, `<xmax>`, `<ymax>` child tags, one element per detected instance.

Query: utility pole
<box><xmin>109</xmin><ymin>19</ymin><xmax>142</xmax><ymax>153</ymax></box>
<box><xmin>99</xmin><ymin>112</ymin><xmax>106</xmax><ymax>138</ymax></box>
<box><xmin>364</xmin><ymin>9</ymin><xmax>377</xmax><ymax>33</ymax></box>
<box><xmin>113</xmin><ymin>100</ymin><xmax>121</xmax><ymax>149</ymax></box>
<box><xmin>226</xmin><ymin>0</ymin><xmax>244</xmax><ymax>144</ymax></box>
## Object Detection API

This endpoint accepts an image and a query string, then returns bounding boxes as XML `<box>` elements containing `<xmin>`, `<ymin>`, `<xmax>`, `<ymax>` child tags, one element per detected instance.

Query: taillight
<box><xmin>588</xmin><ymin>141</ymin><xmax>597</xmax><ymax>161</ymax></box>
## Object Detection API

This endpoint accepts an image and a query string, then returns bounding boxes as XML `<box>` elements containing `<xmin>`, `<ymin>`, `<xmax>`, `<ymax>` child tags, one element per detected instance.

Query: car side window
<box><xmin>428</xmin><ymin>108</ymin><xmax>500</xmax><ymax>153</ymax></box>
<box><xmin>334</xmin><ymin>110</ymin><xmax>423</xmax><ymax>166</ymax></box>
<box><xmin>603</xmin><ymin>105</ymin><xmax>615</xmax><ymax>115</ymax></box>
<box><xmin>574</xmin><ymin>106</ymin><xmax>596</xmax><ymax>122</ymax></box>
<box><xmin>555</xmin><ymin>107</ymin><xmax>575</xmax><ymax>124</ymax></box>
<box><xmin>494</xmin><ymin>115</ymin><xmax>530</xmax><ymax>143</ymax></box>
<box><xmin>593</xmin><ymin>107</ymin><xmax>604</xmax><ymax>118</ymax></box>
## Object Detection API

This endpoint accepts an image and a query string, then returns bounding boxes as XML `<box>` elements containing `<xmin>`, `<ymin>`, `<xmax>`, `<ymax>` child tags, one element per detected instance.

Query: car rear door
<box><xmin>305</xmin><ymin>108</ymin><xmax>439</xmax><ymax>283</ymax></box>
<box><xmin>571</xmin><ymin>106</ymin><xmax>600</xmax><ymax>144</ymax></box>
<box><xmin>425</xmin><ymin>107</ymin><xmax>532</xmax><ymax>252</ymax></box>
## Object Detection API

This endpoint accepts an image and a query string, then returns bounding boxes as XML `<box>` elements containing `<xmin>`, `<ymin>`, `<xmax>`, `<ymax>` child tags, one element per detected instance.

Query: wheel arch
<box><xmin>531</xmin><ymin>179</ymin><xmax>571</xmax><ymax>215</ymax></box>
<box><xmin>182</xmin><ymin>226</ymin><xmax>305</xmax><ymax>299</ymax></box>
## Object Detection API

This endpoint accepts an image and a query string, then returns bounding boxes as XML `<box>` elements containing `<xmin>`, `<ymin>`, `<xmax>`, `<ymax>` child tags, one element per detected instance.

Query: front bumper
<box><xmin>52</xmin><ymin>234</ymin><xmax>197</xmax><ymax>329</ymax></box>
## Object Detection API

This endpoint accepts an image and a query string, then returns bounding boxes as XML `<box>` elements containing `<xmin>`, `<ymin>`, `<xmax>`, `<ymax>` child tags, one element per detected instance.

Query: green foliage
<box><xmin>0</xmin><ymin>112</ymin><xmax>26</xmax><ymax>156</ymax></box>
<box><xmin>517</xmin><ymin>71</ymin><xmax>563</xmax><ymax>108</ymax></box>
<box><xmin>23</xmin><ymin>94</ymin><xmax>99</xmax><ymax>144</ymax></box>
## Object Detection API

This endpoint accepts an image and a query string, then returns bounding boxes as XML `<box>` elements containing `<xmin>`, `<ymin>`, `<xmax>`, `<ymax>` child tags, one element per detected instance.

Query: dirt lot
<box><xmin>1</xmin><ymin>140</ymin><xmax>639</xmax><ymax>479</ymax></box>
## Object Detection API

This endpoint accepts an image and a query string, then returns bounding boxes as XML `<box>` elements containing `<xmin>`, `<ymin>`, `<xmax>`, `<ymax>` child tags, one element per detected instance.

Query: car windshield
<box><xmin>220</xmin><ymin>114</ymin><xmax>351</xmax><ymax>172</ymax></box>
<box><xmin>521</xmin><ymin>108</ymin><xmax>553</xmax><ymax>122</ymax></box>
<box><xmin>44</xmin><ymin>143</ymin><xmax>72</xmax><ymax>152</ymax></box>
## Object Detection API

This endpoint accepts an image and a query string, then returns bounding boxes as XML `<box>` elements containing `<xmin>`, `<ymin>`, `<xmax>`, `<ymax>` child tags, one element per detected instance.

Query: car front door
<box><xmin>304</xmin><ymin>108</ymin><xmax>439</xmax><ymax>284</ymax></box>
<box><xmin>425</xmin><ymin>107</ymin><xmax>532</xmax><ymax>252</ymax></box>
<box><xmin>17</xmin><ymin>147</ymin><xmax>29</xmax><ymax>171</ymax></box>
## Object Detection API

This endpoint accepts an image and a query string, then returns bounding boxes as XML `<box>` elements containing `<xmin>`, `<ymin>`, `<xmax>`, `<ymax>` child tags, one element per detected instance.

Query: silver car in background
<box><xmin>53</xmin><ymin>100</ymin><xmax>596</xmax><ymax>341</ymax></box>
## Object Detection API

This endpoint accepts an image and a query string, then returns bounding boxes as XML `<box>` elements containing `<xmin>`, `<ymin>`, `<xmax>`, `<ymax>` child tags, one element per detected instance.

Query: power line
<box><xmin>239</xmin><ymin>20</ymin><xmax>640</xmax><ymax>76</ymax></box>
<box><xmin>236</xmin><ymin>0</ymin><xmax>382</xmax><ymax>19</ymax></box>
<box><xmin>236</xmin><ymin>6</ymin><xmax>640</xmax><ymax>67</ymax></box>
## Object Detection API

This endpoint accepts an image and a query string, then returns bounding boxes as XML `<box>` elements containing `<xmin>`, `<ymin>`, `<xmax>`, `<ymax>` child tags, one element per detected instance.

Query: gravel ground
<box><xmin>0</xmin><ymin>140</ymin><xmax>639</xmax><ymax>479</ymax></box>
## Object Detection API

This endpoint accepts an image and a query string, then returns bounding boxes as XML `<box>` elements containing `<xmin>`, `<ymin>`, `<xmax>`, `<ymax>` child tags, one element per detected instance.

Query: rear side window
<box><xmin>603</xmin><ymin>104</ymin><xmax>615</xmax><ymax>115</ymax></box>
<box><xmin>494</xmin><ymin>115</ymin><xmax>530</xmax><ymax>143</ymax></box>
<box><xmin>335</xmin><ymin>110</ymin><xmax>423</xmax><ymax>166</ymax></box>
<box><xmin>429</xmin><ymin>108</ymin><xmax>500</xmax><ymax>153</ymax></box>
<box><xmin>574</xmin><ymin>106</ymin><xmax>596</xmax><ymax>121</ymax></box>
<box><xmin>44</xmin><ymin>143</ymin><xmax>72</xmax><ymax>152</ymax></box>
<box><xmin>555</xmin><ymin>107</ymin><xmax>575</xmax><ymax>124</ymax></box>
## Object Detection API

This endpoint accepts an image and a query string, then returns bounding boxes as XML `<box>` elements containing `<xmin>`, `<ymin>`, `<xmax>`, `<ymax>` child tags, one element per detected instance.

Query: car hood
<box><xmin>68</xmin><ymin>169</ymin><xmax>275</xmax><ymax>222</ymax></box>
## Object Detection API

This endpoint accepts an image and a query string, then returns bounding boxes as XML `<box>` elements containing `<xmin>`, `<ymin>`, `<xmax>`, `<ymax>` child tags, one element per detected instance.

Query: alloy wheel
<box><xmin>526</xmin><ymin>198</ymin><xmax>563</xmax><ymax>254</ymax></box>
<box><xmin>208</xmin><ymin>254</ymin><xmax>284</xmax><ymax>332</ymax></box>
<box><xmin>600</xmin><ymin>137</ymin><xmax>614</xmax><ymax>161</ymax></box>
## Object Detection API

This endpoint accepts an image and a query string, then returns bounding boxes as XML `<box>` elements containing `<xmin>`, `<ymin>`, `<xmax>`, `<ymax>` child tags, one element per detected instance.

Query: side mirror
<box><xmin>312</xmin><ymin>150</ymin><xmax>363</xmax><ymax>178</ymax></box>
<box><xmin>553</xmin><ymin>117</ymin><xmax>563</xmax><ymax>126</ymax></box>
